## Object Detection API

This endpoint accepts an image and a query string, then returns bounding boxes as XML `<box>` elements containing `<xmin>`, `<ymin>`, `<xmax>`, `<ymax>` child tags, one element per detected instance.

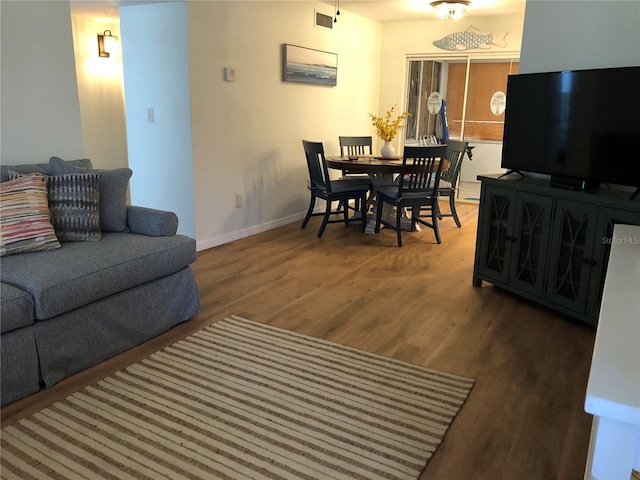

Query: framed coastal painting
<box><xmin>282</xmin><ymin>44</ymin><xmax>338</xmax><ymax>86</ymax></box>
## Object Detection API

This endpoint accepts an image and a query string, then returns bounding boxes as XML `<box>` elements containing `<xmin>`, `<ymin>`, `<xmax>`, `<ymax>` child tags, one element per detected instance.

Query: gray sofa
<box><xmin>0</xmin><ymin>160</ymin><xmax>200</xmax><ymax>406</ymax></box>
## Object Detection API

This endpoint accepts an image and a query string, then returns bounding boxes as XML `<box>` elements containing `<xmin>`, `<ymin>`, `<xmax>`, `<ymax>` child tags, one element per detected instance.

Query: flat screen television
<box><xmin>500</xmin><ymin>66</ymin><xmax>640</xmax><ymax>192</ymax></box>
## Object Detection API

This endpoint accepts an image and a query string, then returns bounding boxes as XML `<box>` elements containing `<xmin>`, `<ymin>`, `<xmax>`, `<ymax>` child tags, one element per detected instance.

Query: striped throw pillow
<box><xmin>0</xmin><ymin>174</ymin><xmax>61</xmax><ymax>256</ymax></box>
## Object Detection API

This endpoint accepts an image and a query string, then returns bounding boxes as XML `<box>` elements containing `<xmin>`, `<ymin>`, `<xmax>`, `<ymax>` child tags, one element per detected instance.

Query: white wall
<box><xmin>71</xmin><ymin>15</ymin><xmax>128</xmax><ymax>171</ymax></box>
<box><xmin>120</xmin><ymin>2</ymin><xmax>196</xmax><ymax>238</ymax></box>
<box><xmin>520</xmin><ymin>0</ymin><xmax>640</xmax><ymax>74</ymax></box>
<box><xmin>188</xmin><ymin>2</ymin><xmax>381</xmax><ymax>250</ymax></box>
<box><xmin>1</xmin><ymin>1</ymin><xmax>84</xmax><ymax>164</ymax></box>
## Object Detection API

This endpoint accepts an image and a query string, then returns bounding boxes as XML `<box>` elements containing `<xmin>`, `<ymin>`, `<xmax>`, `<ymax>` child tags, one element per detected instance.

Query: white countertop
<box><xmin>585</xmin><ymin>223</ymin><xmax>640</xmax><ymax>425</ymax></box>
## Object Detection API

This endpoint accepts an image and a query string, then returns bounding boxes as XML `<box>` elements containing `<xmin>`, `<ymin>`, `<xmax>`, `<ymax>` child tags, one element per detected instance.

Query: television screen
<box><xmin>501</xmin><ymin>66</ymin><xmax>640</xmax><ymax>189</ymax></box>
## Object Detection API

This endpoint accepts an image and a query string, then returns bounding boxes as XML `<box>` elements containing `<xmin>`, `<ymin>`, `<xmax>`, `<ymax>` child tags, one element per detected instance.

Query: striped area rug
<box><xmin>1</xmin><ymin>315</ymin><xmax>474</xmax><ymax>480</ymax></box>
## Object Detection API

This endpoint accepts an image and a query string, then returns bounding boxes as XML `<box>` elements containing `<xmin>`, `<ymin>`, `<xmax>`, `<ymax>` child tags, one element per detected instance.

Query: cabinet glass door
<box><xmin>509</xmin><ymin>192</ymin><xmax>553</xmax><ymax>296</ymax></box>
<box><xmin>477</xmin><ymin>186</ymin><xmax>514</xmax><ymax>283</ymax></box>
<box><xmin>546</xmin><ymin>200</ymin><xmax>598</xmax><ymax>313</ymax></box>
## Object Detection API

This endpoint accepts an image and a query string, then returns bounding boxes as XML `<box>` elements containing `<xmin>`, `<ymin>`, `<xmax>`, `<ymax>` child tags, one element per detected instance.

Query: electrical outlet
<box><xmin>235</xmin><ymin>194</ymin><xmax>243</xmax><ymax>208</ymax></box>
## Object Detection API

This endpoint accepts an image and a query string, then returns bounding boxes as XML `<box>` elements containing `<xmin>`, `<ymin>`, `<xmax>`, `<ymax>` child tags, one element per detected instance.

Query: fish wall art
<box><xmin>433</xmin><ymin>26</ymin><xmax>508</xmax><ymax>51</ymax></box>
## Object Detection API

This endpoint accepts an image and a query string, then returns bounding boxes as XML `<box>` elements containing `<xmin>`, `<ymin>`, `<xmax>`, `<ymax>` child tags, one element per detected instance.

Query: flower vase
<box><xmin>380</xmin><ymin>141</ymin><xmax>395</xmax><ymax>158</ymax></box>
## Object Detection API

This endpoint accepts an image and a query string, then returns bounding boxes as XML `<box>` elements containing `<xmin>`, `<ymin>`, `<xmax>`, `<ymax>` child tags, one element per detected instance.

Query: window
<box><xmin>405</xmin><ymin>57</ymin><xmax>519</xmax><ymax>143</ymax></box>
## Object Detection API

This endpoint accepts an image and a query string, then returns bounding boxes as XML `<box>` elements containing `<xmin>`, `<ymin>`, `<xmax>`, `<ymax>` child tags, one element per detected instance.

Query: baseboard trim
<box><xmin>195</xmin><ymin>210</ymin><xmax>318</xmax><ymax>252</ymax></box>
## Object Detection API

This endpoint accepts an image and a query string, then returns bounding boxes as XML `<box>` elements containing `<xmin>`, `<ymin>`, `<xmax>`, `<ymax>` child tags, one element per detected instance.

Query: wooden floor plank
<box><xmin>1</xmin><ymin>201</ymin><xmax>597</xmax><ymax>480</ymax></box>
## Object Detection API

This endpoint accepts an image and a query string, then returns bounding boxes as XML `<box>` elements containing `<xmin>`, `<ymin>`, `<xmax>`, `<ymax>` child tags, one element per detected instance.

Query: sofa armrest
<box><xmin>126</xmin><ymin>206</ymin><xmax>178</xmax><ymax>237</ymax></box>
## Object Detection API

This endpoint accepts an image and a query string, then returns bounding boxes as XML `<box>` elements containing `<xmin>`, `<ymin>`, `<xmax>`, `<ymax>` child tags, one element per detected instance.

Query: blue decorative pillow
<box><xmin>49</xmin><ymin>157</ymin><xmax>132</xmax><ymax>233</ymax></box>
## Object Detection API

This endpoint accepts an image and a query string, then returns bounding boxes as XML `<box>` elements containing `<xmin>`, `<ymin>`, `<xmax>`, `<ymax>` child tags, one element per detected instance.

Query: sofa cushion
<box><xmin>47</xmin><ymin>173</ymin><xmax>103</xmax><ymax>242</ymax></box>
<box><xmin>32</xmin><ymin>267</ymin><xmax>199</xmax><ymax>389</ymax></box>
<box><xmin>0</xmin><ymin>174</ymin><xmax>61</xmax><ymax>256</ymax></box>
<box><xmin>0</xmin><ymin>232</ymin><xmax>197</xmax><ymax>320</ymax></box>
<box><xmin>49</xmin><ymin>157</ymin><xmax>132</xmax><ymax>233</ymax></box>
<box><xmin>0</xmin><ymin>159</ymin><xmax>93</xmax><ymax>183</ymax></box>
<box><xmin>0</xmin><ymin>282</ymin><xmax>35</xmax><ymax>333</ymax></box>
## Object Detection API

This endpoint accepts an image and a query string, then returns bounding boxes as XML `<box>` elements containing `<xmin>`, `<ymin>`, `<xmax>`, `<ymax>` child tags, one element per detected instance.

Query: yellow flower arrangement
<box><xmin>370</xmin><ymin>105</ymin><xmax>411</xmax><ymax>142</ymax></box>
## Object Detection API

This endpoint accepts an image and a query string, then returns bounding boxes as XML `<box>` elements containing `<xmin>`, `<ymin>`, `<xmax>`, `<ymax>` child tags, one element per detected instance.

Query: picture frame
<box><xmin>282</xmin><ymin>44</ymin><xmax>338</xmax><ymax>86</ymax></box>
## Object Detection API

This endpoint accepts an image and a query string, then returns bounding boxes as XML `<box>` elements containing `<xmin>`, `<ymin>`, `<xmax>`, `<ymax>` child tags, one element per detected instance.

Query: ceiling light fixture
<box><xmin>430</xmin><ymin>0</ymin><xmax>470</xmax><ymax>20</ymax></box>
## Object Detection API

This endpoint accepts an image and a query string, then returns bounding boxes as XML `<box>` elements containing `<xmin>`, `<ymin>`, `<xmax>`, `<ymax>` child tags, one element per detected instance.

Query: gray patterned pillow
<box><xmin>48</xmin><ymin>173</ymin><xmax>102</xmax><ymax>242</ymax></box>
<box><xmin>49</xmin><ymin>157</ymin><xmax>132</xmax><ymax>233</ymax></box>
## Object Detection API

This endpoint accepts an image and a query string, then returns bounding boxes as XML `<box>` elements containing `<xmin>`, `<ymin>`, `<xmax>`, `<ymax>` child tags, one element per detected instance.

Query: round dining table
<box><xmin>325</xmin><ymin>155</ymin><xmax>448</xmax><ymax>234</ymax></box>
<box><xmin>326</xmin><ymin>155</ymin><xmax>405</xmax><ymax>176</ymax></box>
<box><xmin>325</xmin><ymin>155</ymin><xmax>448</xmax><ymax>180</ymax></box>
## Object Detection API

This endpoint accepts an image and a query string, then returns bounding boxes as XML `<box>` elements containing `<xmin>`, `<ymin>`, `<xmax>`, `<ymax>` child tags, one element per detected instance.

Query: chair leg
<box><xmin>361</xmin><ymin>192</ymin><xmax>368</xmax><ymax>232</ymax></box>
<box><xmin>450</xmin><ymin>193</ymin><xmax>461</xmax><ymax>228</ymax></box>
<box><xmin>374</xmin><ymin>198</ymin><xmax>383</xmax><ymax>233</ymax></box>
<box><xmin>411</xmin><ymin>205</ymin><xmax>419</xmax><ymax>232</ymax></box>
<box><xmin>339</xmin><ymin>199</ymin><xmax>359</xmax><ymax>215</ymax></box>
<box><xmin>318</xmin><ymin>200</ymin><xmax>332</xmax><ymax>237</ymax></box>
<box><xmin>301</xmin><ymin>193</ymin><xmax>316</xmax><ymax>229</ymax></box>
<box><xmin>343</xmin><ymin>199</ymin><xmax>349</xmax><ymax>224</ymax></box>
<box><xmin>395</xmin><ymin>204</ymin><xmax>403</xmax><ymax>247</ymax></box>
<box><xmin>431</xmin><ymin>200</ymin><xmax>441</xmax><ymax>244</ymax></box>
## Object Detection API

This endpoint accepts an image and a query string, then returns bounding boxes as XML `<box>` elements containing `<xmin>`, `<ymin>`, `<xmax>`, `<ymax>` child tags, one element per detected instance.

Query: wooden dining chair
<box><xmin>301</xmin><ymin>140</ymin><xmax>369</xmax><ymax>237</ymax></box>
<box><xmin>339</xmin><ymin>136</ymin><xmax>373</xmax><ymax>157</ymax></box>
<box><xmin>419</xmin><ymin>134</ymin><xmax>438</xmax><ymax>146</ymax></box>
<box><xmin>375</xmin><ymin>145</ymin><xmax>448</xmax><ymax>246</ymax></box>
<box><xmin>338</xmin><ymin>136</ymin><xmax>374</xmax><ymax>213</ymax></box>
<box><xmin>435</xmin><ymin>140</ymin><xmax>469</xmax><ymax>228</ymax></box>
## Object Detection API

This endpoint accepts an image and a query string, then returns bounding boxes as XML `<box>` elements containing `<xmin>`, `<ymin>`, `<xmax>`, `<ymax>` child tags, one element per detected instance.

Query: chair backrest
<box><xmin>398</xmin><ymin>145</ymin><xmax>448</xmax><ymax>196</ymax></box>
<box><xmin>339</xmin><ymin>136</ymin><xmax>373</xmax><ymax>157</ymax></box>
<box><xmin>302</xmin><ymin>140</ymin><xmax>332</xmax><ymax>192</ymax></box>
<box><xmin>419</xmin><ymin>134</ymin><xmax>438</xmax><ymax>146</ymax></box>
<box><xmin>440</xmin><ymin>140</ymin><xmax>469</xmax><ymax>187</ymax></box>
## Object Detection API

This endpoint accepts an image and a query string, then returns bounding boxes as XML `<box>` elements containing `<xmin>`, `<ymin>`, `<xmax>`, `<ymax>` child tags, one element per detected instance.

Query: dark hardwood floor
<box><xmin>2</xmin><ymin>201</ymin><xmax>597</xmax><ymax>480</ymax></box>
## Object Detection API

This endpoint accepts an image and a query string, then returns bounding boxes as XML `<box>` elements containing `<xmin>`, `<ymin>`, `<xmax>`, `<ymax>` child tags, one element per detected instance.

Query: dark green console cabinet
<box><xmin>473</xmin><ymin>175</ymin><xmax>640</xmax><ymax>325</ymax></box>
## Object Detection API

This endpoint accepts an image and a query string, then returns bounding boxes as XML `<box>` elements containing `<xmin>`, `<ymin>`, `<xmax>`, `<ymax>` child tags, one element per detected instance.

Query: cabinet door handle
<box><xmin>582</xmin><ymin>258</ymin><xmax>590</xmax><ymax>264</ymax></box>
<box><xmin>590</xmin><ymin>259</ymin><xmax>597</xmax><ymax>266</ymax></box>
<box><xmin>510</xmin><ymin>236</ymin><xmax>518</xmax><ymax>242</ymax></box>
<box><xmin>505</xmin><ymin>235</ymin><xmax>511</xmax><ymax>241</ymax></box>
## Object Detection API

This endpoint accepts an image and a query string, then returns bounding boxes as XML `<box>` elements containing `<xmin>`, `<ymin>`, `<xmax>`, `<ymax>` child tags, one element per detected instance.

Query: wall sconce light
<box><xmin>97</xmin><ymin>30</ymin><xmax>118</xmax><ymax>58</ymax></box>
<box><xmin>430</xmin><ymin>0</ymin><xmax>470</xmax><ymax>20</ymax></box>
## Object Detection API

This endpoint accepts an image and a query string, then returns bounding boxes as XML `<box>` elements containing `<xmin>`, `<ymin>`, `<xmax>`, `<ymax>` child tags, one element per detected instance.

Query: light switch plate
<box><xmin>224</xmin><ymin>67</ymin><xmax>236</xmax><ymax>82</ymax></box>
